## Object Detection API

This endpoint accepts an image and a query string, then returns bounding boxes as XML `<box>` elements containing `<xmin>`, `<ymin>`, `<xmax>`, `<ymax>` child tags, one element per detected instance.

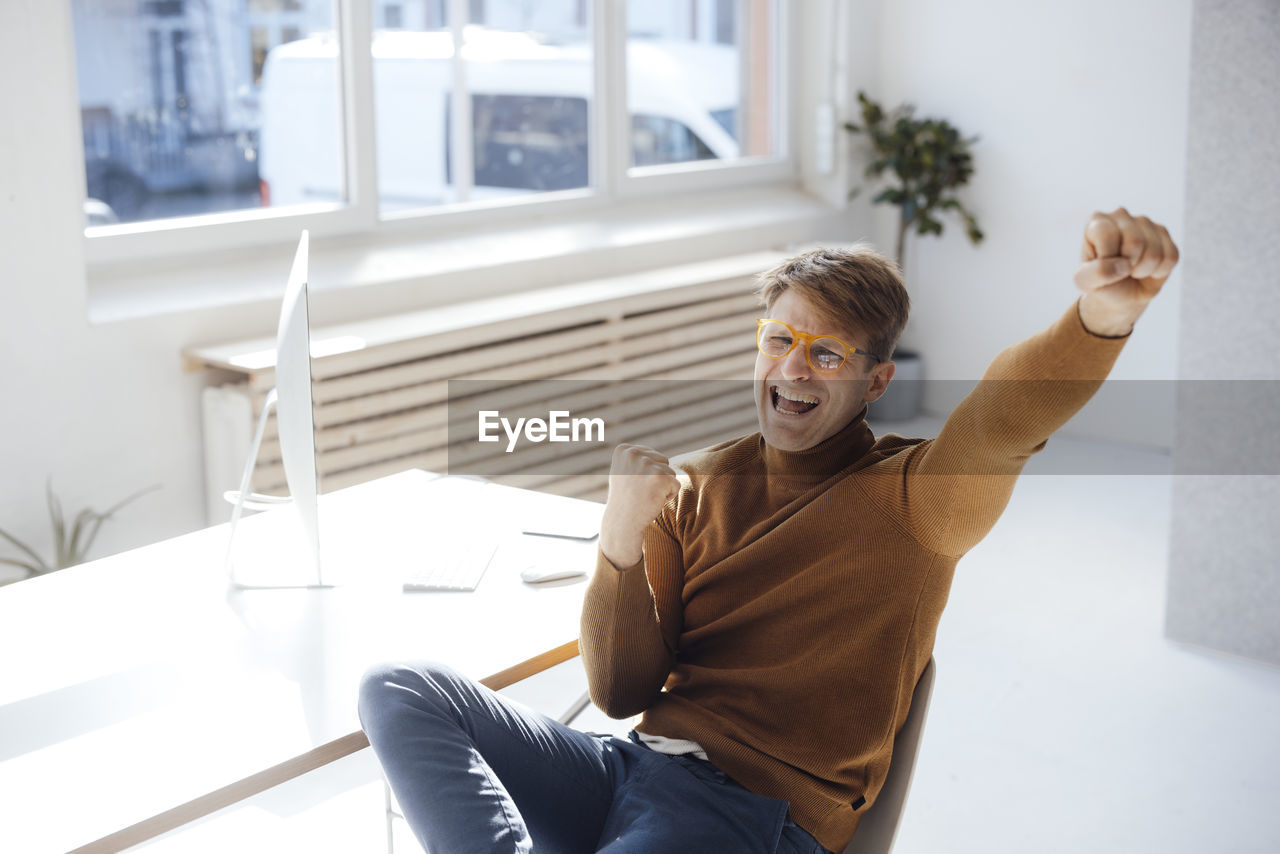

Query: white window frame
<box><xmin>81</xmin><ymin>0</ymin><xmax>796</xmax><ymax>269</ymax></box>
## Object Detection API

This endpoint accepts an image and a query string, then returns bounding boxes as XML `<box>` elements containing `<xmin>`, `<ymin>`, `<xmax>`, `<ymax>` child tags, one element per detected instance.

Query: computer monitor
<box><xmin>225</xmin><ymin>231</ymin><xmax>325</xmax><ymax>588</ymax></box>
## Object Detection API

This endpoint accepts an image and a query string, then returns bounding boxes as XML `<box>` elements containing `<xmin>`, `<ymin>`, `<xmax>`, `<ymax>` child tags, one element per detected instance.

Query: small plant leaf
<box><xmin>63</xmin><ymin>484</ymin><xmax>161</xmax><ymax>568</ymax></box>
<box><xmin>0</xmin><ymin>524</ymin><xmax>50</xmax><ymax>573</ymax></box>
<box><xmin>67</xmin><ymin>508</ymin><xmax>97</xmax><ymax>568</ymax></box>
<box><xmin>76</xmin><ymin>515</ymin><xmax>110</xmax><ymax>568</ymax></box>
<box><xmin>99</xmin><ymin>484</ymin><xmax>162</xmax><ymax>518</ymax></box>
<box><xmin>47</xmin><ymin>479</ymin><xmax>67</xmax><ymax>568</ymax></box>
<box><xmin>0</xmin><ymin>555</ymin><xmax>43</xmax><ymax>574</ymax></box>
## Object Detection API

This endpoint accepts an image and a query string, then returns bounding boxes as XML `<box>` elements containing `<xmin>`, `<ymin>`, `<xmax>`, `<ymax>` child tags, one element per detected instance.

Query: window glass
<box><xmin>626</xmin><ymin>0</ymin><xmax>778</xmax><ymax>171</ymax></box>
<box><xmin>374</xmin><ymin>1</ymin><xmax>593</xmax><ymax>213</ymax></box>
<box><xmin>631</xmin><ymin>115</ymin><xmax>715</xmax><ymax>167</ymax></box>
<box><xmin>71</xmin><ymin>0</ymin><xmax>340</xmax><ymax>226</ymax></box>
<box><xmin>470</xmin><ymin>95</ymin><xmax>589</xmax><ymax>191</ymax></box>
<box><xmin>710</xmin><ymin>107</ymin><xmax>737</xmax><ymax>140</ymax></box>
<box><xmin>73</xmin><ymin>1</ymin><xmax>786</xmax><ymax>237</ymax></box>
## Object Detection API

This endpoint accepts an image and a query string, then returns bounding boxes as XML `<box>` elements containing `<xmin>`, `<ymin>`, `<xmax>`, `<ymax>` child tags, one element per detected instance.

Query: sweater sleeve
<box><xmin>900</xmin><ymin>300</ymin><xmax>1130</xmax><ymax>556</ymax></box>
<box><xmin>578</xmin><ymin>503</ymin><xmax>686</xmax><ymax>719</ymax></box>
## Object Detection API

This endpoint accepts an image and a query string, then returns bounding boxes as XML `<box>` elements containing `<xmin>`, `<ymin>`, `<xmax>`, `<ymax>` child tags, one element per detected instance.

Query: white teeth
<box><xmin>773</xmin><ymin>386</ymin><xmax>819</xmax><ymax>405</ymax></box>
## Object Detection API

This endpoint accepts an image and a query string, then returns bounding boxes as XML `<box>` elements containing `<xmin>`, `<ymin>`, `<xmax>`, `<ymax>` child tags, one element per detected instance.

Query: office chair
<box><xmin>841</xmin><ymin>656</ymin><xmax>936</xmax><ymax>854</ymax></box>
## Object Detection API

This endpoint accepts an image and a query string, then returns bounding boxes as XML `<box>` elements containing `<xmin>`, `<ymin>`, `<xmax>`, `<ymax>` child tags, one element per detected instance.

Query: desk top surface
<box><xmin>0</xmin><ymin>471</ymin><xmax>602</xmax><ymax>854</ymax></box>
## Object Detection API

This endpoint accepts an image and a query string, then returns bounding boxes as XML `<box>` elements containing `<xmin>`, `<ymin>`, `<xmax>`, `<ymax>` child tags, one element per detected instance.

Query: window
<box><xmin>72</xmin><ymin>0</ymin><xmax>331</xmax><ymax>224</ymax></box>
<box><xmin>369</xmin><ymin>6</ymin><xmax>594</xmax><ymax>213</ymax></box>
<box><xmin>72</xmin><ymin>0</ymin><xmax>790</xmax><ymax>253</ymax></box>
<box><xmin>625</xmin><ymin>0</ymin><xmax>780</xmax><ymax>173</ymax></box>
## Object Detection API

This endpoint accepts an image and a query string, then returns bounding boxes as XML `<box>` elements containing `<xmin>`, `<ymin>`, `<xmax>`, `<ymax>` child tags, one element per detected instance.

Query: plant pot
<box><xmin>870</xmin><ymin>349</ymin><xmax>924</xmax><ymax>423</ymax></box>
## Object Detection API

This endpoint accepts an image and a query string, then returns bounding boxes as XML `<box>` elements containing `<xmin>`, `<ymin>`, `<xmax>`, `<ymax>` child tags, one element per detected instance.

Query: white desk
<box><xmin>0</xmin><ymin>471</ymin><xmax>601</xmax><ymax>854</ymax></box>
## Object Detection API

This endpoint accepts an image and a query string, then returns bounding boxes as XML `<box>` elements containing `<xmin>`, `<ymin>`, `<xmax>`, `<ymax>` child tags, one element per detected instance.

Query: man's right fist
<box><xmin>1075</xmin><ymin>207</ymin><xmax>1179</xmax><ymax>337</ymax></box>
<box><xmin>599</xmin><ymin>444</ymin><xmax>681</xmax><ymax>568</ymax></box>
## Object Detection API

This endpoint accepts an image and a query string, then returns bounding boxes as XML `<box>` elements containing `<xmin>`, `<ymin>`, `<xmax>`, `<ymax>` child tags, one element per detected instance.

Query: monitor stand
<box><xmin>223</xmin><ymin>388</ymin><xmax>329</xmax><ymax>589</ymax></box>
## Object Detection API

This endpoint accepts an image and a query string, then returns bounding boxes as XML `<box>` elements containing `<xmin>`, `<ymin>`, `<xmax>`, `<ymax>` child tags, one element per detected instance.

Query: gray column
<box><xmin>1166</xmin><ymin>0</ymin><xmax>1280</xmax><ymax>664</ymax></box>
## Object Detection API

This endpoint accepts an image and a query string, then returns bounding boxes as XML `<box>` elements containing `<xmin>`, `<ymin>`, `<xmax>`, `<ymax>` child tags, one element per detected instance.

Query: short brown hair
<box><xmin>754</xmin><ymin>245</ymin><xmax>910</xmax><ymax>361</ymax></box>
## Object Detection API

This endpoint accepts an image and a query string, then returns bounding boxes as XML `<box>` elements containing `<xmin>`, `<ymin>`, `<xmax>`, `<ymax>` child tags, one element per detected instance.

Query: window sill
<box><xmin>86</xmin><ymin>185</ymin><xmax>844</xmax><ymax>326</ymax></box>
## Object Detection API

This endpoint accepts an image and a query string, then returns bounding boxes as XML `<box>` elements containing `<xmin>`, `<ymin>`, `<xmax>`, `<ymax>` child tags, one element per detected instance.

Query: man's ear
<box><xmin>862</xmin><ymin>360</ymin><xmax>896</xmax><ymax>403</ymax></box>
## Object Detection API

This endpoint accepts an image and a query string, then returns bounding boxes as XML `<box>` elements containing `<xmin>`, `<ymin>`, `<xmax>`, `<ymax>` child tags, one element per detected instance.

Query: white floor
<box><xmin>132</xmin><ymin>427</ymin><xmax>1280</xmax><ymax>853</ymax></box>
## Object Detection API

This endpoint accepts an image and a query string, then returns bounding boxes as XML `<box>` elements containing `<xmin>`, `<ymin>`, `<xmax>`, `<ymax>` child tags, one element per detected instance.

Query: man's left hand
<box><xmin>1074</xmin><ymin>207</ymin><xmax>1179</xmax><ymax>337</ymax></box>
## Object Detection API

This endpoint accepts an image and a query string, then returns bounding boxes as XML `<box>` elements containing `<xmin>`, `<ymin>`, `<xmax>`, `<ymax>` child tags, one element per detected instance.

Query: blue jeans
<box><xmin>359</xmin><ymin>661</ymin><xmax>831</xmax><ymax>854</ymax></box>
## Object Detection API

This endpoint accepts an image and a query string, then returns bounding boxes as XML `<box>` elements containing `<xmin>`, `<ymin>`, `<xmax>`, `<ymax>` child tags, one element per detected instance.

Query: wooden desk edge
<box><xmin>70</xmin><ymin>639</ymin><xmax>581</xmax><ymax>854</ymax></box>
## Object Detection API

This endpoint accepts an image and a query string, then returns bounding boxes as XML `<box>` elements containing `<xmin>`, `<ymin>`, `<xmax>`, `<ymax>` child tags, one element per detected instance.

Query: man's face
<box><xmin>754</xmin><ymin>290</ymin><xmax>894</xmax><ymax>452</ymax></box>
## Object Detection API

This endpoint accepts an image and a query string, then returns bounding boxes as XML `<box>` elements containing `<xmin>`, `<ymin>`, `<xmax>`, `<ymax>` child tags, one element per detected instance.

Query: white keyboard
<box><xmin>402</xmin><ymin>542</ymin><xmax>498</xmax><ymax>592</ymax></box>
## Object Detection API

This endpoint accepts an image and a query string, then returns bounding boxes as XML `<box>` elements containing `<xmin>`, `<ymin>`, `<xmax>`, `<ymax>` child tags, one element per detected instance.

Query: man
<box><xmin>360</xmin><ymin>208</ymin><xmax>1178</xmax><ymax>853</ymax></box>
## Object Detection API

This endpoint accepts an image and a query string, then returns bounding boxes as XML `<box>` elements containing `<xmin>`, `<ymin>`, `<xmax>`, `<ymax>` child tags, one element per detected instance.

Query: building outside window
<box><xmin>71</xmin><ymin>0</ymin><xmax>787</xmax><ymax>248</ymax></box>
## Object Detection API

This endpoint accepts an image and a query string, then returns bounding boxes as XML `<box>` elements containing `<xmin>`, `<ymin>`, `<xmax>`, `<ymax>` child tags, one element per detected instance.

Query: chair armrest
<box><xmin>479</xmin><ymin>639</ymin><xmax>581</xmax><ymax>692</ymax></box>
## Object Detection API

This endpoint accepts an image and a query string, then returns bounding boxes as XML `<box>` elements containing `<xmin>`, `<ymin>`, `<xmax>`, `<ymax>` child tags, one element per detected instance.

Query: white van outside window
<box><xmin>258</xmin><ymin>28</ymin><xmax>740</xmax><ymax>211</ymax></box>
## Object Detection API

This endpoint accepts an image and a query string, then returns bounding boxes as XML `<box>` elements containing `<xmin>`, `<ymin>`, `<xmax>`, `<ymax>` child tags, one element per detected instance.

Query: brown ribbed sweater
<box><xmin>580</xmin><ymin>302</ymin><xmax>1129</xmax><ymax>853</ymax></box>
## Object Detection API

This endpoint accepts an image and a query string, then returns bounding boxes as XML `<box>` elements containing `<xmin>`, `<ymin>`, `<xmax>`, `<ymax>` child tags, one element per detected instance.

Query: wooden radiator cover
<box><xmin>184</xmin><ymin>251</ymin><xmax>789</xmax><ymax>511</ymax></box>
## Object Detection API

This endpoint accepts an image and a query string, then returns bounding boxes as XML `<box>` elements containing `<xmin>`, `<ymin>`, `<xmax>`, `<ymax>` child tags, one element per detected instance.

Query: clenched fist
<box><xmin>599</xmin><ymin>443</ymin><xmax>681</xmax><ymax>568</ymax></box>
<box><xmin>1075</xmin><ymin>207</ymin><xmax>1179</xmax><ymax>337</ymax></box>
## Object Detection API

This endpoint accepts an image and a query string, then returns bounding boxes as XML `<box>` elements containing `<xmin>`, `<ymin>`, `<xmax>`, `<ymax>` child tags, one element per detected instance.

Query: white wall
<box><xmin>860</xmin><ymin>0</ymin><xmax>1193</xmax><ymax>446</ymax></box>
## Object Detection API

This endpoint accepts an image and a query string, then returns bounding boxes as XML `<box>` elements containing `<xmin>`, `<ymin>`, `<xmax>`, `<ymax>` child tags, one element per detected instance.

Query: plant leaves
<box><xmin>67</xmin><ymin>508</ymin><xmax>97</xmax><ymax>568</ymax></box>
<box><xmin>0</xmin><ymin>555</ymin><xmax>43</xmax><ymax>574</ymax></box>
<box><xmin>76</xmin><ymin>515</ymin><xmax>110</xmax><ymax>568</ymax></box>
<box><xmin>844</xmin><ymin>90</ymin><xmax>983</xmax><ymax>261</ymax></box>
<box><xmin>62</xmin><ymin>484</ymin><xmax>160</xmax><ymax>568</ymax></box>
<box><xmin>99</xmin><ymin>484</ymin><xmax>162</xmax><ymax>519</ymax></box>
<box><xmin>873</xmin><ymin>188</ymin><xmax>903</xmax><ymax>205</ymax></box>
<box><xmin>0</xmin><ymin>524</ymin><xmax>50</xmax><ymax>573</ymax></box>
<box><xmin>47</xmin><ymin>479</ymin><xmax>67</xmax><ymax>569</ymax></box>
<box><xmin>915</xmin><ymin>212</ymin><xmax>944</xmax><ymax>237</ymax></box>
<box><xmin>10</xmin><ymin>483</ymin><xmax>162</xmax><ymax>572</ymax></box>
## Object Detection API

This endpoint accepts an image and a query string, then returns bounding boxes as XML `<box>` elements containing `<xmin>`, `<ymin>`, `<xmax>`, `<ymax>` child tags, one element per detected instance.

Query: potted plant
<box><xmin>845</xmin><ymin>90</ymin><xmax>984</xmax><ymax>421</ymax></box>
<box><xmin>0</xmin><ymin>482</ymin><xmax>159</xmax><ymax>586</ymax></box>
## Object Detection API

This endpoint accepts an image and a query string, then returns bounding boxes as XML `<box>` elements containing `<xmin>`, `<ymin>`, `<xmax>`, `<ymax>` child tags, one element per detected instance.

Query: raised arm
<box><xmin>902</xmin><ymin>208</ymin><xmax>1178</xmax><ymax>556</ymax></box>
<box><xmin>579</xmin><ymin>444</ymin><xmax>684</xmax><ymax>719</ymax></box>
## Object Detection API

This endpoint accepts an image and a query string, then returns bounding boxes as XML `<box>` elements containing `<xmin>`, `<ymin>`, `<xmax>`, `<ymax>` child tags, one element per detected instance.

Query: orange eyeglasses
<box><xmin>755</xmin><ymin>318</ymin><xmax>884</xmax><ymax>373</ymax></box>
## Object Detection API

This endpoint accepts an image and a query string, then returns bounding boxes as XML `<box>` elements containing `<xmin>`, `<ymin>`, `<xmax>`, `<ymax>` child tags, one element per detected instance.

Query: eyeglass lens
<box><xmin>757</xmin><ymin>321</ymin><xmax>847</xmax><ymax>372</ymax></box>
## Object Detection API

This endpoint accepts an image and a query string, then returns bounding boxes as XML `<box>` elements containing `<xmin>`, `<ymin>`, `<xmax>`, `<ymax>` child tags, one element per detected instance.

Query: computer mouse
<box><xmin>519</xmin><ymin>563</ymin><xmax>587</xmax><ymax>585</ymax></box>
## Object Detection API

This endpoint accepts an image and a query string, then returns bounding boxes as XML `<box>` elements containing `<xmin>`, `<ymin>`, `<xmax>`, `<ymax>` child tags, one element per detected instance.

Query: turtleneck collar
<box><xmin>759</xmin><ymin>406</ymin><xmax>877</xmax><ymax>477</ymax></box>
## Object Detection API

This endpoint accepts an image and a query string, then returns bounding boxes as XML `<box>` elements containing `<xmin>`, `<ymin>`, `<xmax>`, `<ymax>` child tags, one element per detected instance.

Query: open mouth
<box><xmin>771</xmin><ymin>385</ymin><xmax>819</xmax><ymax>416</ymax></box>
